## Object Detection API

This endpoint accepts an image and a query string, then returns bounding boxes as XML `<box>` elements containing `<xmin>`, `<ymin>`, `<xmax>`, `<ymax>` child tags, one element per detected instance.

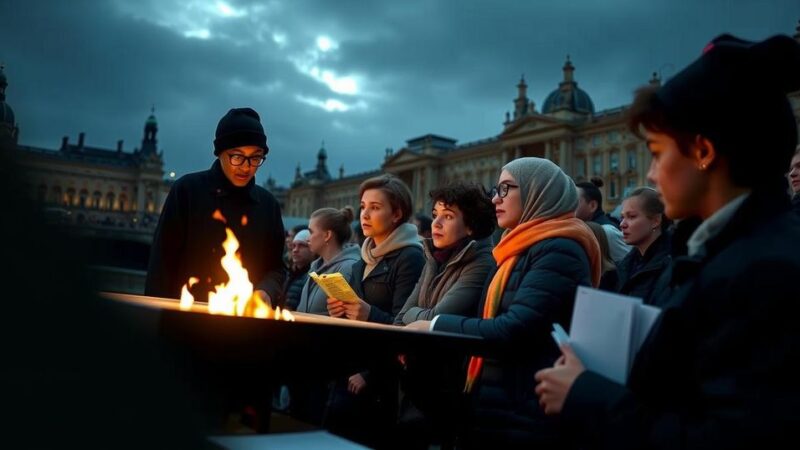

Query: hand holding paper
<box><xmin>310</xmin><ymin>272</ymin><xmax>360</xmax><ymax>303</ymax></box>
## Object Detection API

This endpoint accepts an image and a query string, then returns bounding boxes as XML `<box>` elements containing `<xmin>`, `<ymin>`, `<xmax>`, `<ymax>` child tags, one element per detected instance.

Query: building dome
<box><xmin>542</xmin><ymin>86</ymin><xmax>595</xmax><ymax>114</ymax></box>
<box><xmin>541</xmin><ymin>56</ymin><xmax>595</xmax><ymax>115</ymax></box>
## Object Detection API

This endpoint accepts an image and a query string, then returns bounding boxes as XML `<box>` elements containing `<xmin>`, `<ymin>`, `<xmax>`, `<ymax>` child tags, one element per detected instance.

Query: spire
<box><xmin>339</xmin><ymin>164</ymin><xmax>344</xmax><ymax>179</ymax></box>
<box><xmin>513</xmin><ymin>74</ymin><xmax>531</xmax><ymax>121</ymax></box>
<box><xmin>649</xmin><ymin>71</ymin><xmax>661</xmax><ymax>87</ymax></box>
<box><xmin>141</xmin><ymin>106</ymin><xmax>158</xmax><ymax>154</ymax></box>
<box><xmin>294</xmin><ymin>163</ymin><xmax>302</xmax><ymax>181</ymax></box>
<box><xmin>562</xmin><ymin>55</ymin><xmax>575</xmax><ymax>83</ymax></box>
<box><xmin>516</xmin><ymin>74</ymin><xmax>527</xmax><ymax>98</ymax></box>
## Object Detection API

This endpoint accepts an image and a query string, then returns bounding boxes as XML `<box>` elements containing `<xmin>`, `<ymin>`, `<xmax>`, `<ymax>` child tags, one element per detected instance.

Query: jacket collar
<box><xmin>422</xmin><ymin>237</ymin><xmax>489</xmax><ymax>270</ymax></box>
<box><xmin>208</xmin><ymin>159</ymin><xmax>260</xmax><ymax>203</ymax></box>
<box><xmin>669</xmin><ymin>186</ymin><xmax>790</xmax><ymax>294</ymax></box>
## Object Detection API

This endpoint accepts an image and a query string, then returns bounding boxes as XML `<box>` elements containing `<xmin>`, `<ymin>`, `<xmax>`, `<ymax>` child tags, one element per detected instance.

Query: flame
<box><xmin>178</xmin><ymin>212</ymin><xmax>294</xmax><ymax>321</ymax></box>
<box><xmin>212</xmin><ymin>209</ymin><xmax>227</xmax><ymax>224</ymax></box>
<box><xmin>241</xmin><ymin>215</ymin><xmax>248</xmax><ymax>226</ymax></box>
<box><xmin>179</xmin><ymin>277</ymin><xmax>199</xmax><ymax>311</ymax></box>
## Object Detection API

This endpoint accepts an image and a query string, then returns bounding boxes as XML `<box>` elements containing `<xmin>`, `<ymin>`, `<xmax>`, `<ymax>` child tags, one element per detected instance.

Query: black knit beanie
<box><xmin>655</xmin><ymin>34</ymin><xmax>800</xmax><ymax>188</ymax></box>
<box><xmin>213</xmin><ymin>107</ymin><xmax>269</xmax><ymax>155</ymax></box>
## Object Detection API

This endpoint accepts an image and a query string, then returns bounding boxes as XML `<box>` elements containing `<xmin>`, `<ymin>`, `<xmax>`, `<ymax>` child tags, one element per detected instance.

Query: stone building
<box><xmin>281</xmin><ymin>23</ymin><xmax>800</xmax><ymax>219</ymax></box>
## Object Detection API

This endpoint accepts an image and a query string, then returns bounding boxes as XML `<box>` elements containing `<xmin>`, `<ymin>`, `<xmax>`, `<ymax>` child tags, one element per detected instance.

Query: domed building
<box><xmin>541</xmin><ymin>56</ymin><xmax>596</xmax><ymax>118</ymax></box>
<box><xmin>278</xmin><ymin>21</ymin><xmax>800</xmax><ymax>218</ymax></box>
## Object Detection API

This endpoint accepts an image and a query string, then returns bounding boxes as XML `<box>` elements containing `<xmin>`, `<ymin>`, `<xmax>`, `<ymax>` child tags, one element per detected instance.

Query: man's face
<box><xmin>290</xmin><ymin>241</ymin><xmax>315</xmax><ymax>268</ymax></box>
<box><xmin>575</xmin><ymin>188</ymin><xmax>595</xmax><ymax>221</ymax></box>
<box><xmin>219</xmin><ymin>146</ymin><xmax>265</xmax><ymax>187</ymax></box>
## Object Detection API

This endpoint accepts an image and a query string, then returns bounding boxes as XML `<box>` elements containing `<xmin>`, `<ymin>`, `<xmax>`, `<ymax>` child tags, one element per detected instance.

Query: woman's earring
<box><xmin>699</xmin><ymin>163</ymin><xmax>707</xmax><ymax>170</ymax></box>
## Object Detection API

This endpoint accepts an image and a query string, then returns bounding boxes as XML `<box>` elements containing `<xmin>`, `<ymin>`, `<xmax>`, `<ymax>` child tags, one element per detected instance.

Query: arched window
<box><xmin>79</xmin><ymin>189</ymin><xmax>89</xmax><ymax>208</ymax></box>
<box><xmin>106</xmin><ymin>192</ymin><xmax>116</xmax><ymax>211</ymax></box>
<box><xmin>92</xmin><ymin>191</ymin><xmax>102</xmax><ymax>209</ymax></box>
<box><xmin>146</xmin><ymin>192</ymin><xmax>155</xmax><ymax>213</ymax></box>
<box><xmin>66</xmin><ymin>188</ymin><xmax>76</xmax><ymax>207</ymax></box>
<box><xmin>118</xmin><ymin>193</ymin><xmax>128</xmax><ymax>212</ymax></box>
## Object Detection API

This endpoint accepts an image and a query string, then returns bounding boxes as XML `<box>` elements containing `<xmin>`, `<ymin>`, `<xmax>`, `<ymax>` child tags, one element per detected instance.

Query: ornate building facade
<box><xmin>281</xmin><ymin>26</ymin><xmax>800</xmax><ymax>219</ymax></box>
<box><xmin>1</xmin><ymin>65</ymin><xmax>170</xmax><ymax>243</ymax></box>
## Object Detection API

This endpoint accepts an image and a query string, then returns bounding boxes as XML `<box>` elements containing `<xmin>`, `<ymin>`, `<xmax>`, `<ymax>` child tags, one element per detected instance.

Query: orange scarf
<box><xmin>464</xmin><ymin>213</ymin><xmax>601</xmax><ymax>393</ymax></box>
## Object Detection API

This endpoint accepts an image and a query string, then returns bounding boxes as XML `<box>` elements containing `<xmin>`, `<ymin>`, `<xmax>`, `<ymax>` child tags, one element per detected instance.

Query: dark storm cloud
<box><xmin>2</xmin><ymin>0</ymin><xmax>799</xmax><ymax>186</ymax></box>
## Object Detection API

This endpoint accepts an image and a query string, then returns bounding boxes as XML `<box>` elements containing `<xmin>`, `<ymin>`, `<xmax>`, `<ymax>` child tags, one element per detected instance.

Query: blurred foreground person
<box><xmin>536</xmin><ymin>34</ymin><xmax>800</xmax><ymax>449</ymax></box>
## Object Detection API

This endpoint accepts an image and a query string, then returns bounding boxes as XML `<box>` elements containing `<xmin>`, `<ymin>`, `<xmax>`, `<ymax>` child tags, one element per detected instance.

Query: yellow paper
<box><xmin>309</xmin><ymin>272</ymin><xmax>360</xmax><ymax>303</ymax></box>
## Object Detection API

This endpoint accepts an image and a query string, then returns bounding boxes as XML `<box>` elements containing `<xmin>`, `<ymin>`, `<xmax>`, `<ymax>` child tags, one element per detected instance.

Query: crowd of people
<box><xmin>140</xmin><ymin>33</ymin><xmax>800</xmax><ymax>448</ymax></box>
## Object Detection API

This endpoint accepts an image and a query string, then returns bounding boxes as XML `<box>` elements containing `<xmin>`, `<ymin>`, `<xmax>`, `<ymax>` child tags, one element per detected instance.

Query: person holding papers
<box><xmin>613</xmin><ymin>187</ymin><xmax>671</xmax><ymax>303</ymax></box>
<box><xmin>296</xmin><ymin>207</ymin><xmax>360</xmax><ymax>315</ymax></box>
<box><xmin>535</xmin><ymin>34</ymin><xmax>800</xmax><ymax>449</ymax></box>
<box><xmin>408</xmin><ymin>157</ymin><xmax>601</xmax><ymax>448</ymax></box>
<box><xmin>324</xmin><ymin>174</ymin><xmax>425</xmax><ymax>448</ymax></box>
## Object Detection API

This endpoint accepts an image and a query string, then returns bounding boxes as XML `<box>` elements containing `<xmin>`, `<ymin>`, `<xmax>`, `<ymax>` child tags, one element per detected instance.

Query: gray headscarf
<box><xmin>501</xmin><ymin>157</ymin><xmax>578</xmax><ymax>224</ymax></box>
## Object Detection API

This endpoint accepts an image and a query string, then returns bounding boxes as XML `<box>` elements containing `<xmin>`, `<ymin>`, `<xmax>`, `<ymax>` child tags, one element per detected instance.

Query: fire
<box><xmin>179</xmin><ymin>210</ymin><xmax>294</xmax><ymax>321</ymax></box>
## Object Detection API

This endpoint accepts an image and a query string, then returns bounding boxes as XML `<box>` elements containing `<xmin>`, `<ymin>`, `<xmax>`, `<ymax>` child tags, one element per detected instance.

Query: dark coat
<box><xmin>614</xmin><ymin>232</ymin><xmax>671</xmax><ymax>303</ymax></box>
<box><xmin>350</xmin><ymin>245</ymin><xmax>425</xmax><ymax>324</ymax></box>
<box><xmin>433</xmin><ymin>237</ymin><xmax>592</xmax><ymax>447</ymax></box>
<box><xmin>281</xmin><ymin>268</ymin><xmax>308</xmax><ymax>311</ymax></box>
<box><xmin>395</xmin><ymin>238</ymin><xmax>494</xmax><ymax>325</ymax></box>
<box><xmin>591</xmin><ymin>209</ymin><xmax>619</xmax><ymax>228</ymax></box>
<box><xmin>792</xmin><ymin>193</ymin><xmax>800</xmax><ymax>215</ymax></box>
<box><xmin>562</xmin><ymin>189</ymin><xmax>800</xmax><ymax>450</ymax></box>
<box><xmin>145</xmin><ymin>160</ymin><xmax>286</xmax><ymax>302</ymax></box>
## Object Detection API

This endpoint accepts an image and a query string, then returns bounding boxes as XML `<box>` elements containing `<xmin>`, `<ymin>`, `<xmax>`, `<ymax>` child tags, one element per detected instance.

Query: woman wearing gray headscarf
<box><xmin>408</xmin><ymin>157</ymin><xmax>600</xmax><ymax>448</ymax></box>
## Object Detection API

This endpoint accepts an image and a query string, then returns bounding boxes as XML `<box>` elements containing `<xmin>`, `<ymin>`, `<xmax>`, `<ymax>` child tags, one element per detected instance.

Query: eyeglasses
<box><xmin>490</xmin><ymin>182</ymin><xmax>519</xmax><ymax>199</ymax></box>
<box><xmin>227</xmin><ymin>153</ymin><xmax>266</xmax><ymax>167</ymax></box>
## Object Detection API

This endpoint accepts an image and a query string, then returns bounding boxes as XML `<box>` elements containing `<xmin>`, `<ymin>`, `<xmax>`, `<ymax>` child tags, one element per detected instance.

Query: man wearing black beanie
<box><xmin>146</xmin><ymin>107</ymin><xmax>286</xmax><ymax>307</ymax></box>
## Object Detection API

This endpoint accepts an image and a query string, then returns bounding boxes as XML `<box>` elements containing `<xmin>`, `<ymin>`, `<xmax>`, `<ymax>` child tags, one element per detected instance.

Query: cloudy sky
<box><xmin>2</xmin><ymin>0</ymin><xmax>798</xmax><ymax>186</ymax></box>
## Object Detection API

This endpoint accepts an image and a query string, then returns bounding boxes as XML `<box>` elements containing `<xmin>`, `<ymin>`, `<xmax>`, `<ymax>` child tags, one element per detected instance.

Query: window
<box><xmin>92</xmin><ymin>191</ymin><xmax>102</xmax><ymax>209</ymax></box>
<box><xmin>79</xmin><ymin>189</ymin><xmax>89</xmax><ymax>208</ymax></box>
<box><xmin>592</xmin><ymin>154</ymin><xmax>602</xmax><ymax>174</ymax></box>
<box><xmin>627</xmin><ymin>149</ymin><xmax>637</xmax><ymax>170</ymax></box>
<box><xmin>609</xmin><ymin>178</ymin><xmax>618</xmax><ymax>199</ymax></box>
<box><xmin>66</xmin><ymin>188</ymin><xmax>76</xmax><ymax>206</ymax></box>
<box><xmin>610</xmin><ymin>151</ymin><xmax>619</xmax><ymax>172</ymax></box>
<box><xmin>106</xmin><ymin>192</ymin><xmax>116</xmax><ymax>210</ymax></box>
<box><xmin>575</xmin><ymin>157</ymin><xmax>586</xmax><ymax>177</ymax></box>
<box><xmin>118</xmin><ymin>194</ymin><xmax>128</xmax><ymax>212</ymax></box>
<box><xmin>592</xmin><ymin>135</ymin><xmax>601</xmax><ymax>147</ymax></box>
<box><xmin>609</xmin><ymin>131</ymin><xmax>620</xmax><ymax>143</ymax></box>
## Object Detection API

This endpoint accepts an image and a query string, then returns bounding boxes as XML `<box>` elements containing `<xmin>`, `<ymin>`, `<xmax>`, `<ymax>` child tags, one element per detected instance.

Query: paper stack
<box><xmin>551</xmin><ymin>286</ymin><xmax>661</xmax><ymax>384</ymax></box>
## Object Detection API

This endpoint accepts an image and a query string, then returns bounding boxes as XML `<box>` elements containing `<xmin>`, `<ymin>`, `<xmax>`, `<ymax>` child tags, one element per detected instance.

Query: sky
<box><xmin>1</xmin><ymin>0</ymin><xmax>799</xmax><ymax>186</ymax></box>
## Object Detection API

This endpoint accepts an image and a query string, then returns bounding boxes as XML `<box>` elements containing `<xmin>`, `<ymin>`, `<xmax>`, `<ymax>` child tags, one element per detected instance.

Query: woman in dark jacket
<box><xmin>536</xmin><ymin>34</ymin><xmax>800</xmax><ymax>449</ymax></box>
<box><xmin>324</xmin><ymin>174</ymin><xmax>425</xmax><ymax>448</ymax></box>
<box><xmin>394</xmin><ymin>182</ymin><xmax>496</xmax><ymax>448</ymax></box>
<box><xmin>408</xmin><ymin>157</ymin><xmax>601</xmax><ymax>448</ymax></box>
<box><xmin>395</xmin><ymin>182</ymin><xmax>496</xmax><ymax>325</ymax></box>
<box><xmin>614</xmin><ymin>187</ymin><xmax>671</xmax><ymax>303</ymax></box>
